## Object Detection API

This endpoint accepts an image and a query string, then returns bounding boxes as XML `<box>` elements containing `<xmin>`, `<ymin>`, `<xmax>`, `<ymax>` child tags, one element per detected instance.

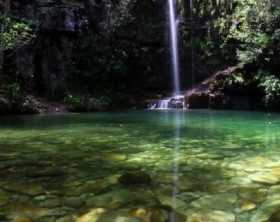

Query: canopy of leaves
<box><xmin>197</xmin><ymin>0</ymin><xmax>280</xmax><ymax>109</ymax></box>
<box><xmin>217</xmin><ymin>0</ymin><xmax>280</xmax><ymax>65</ymax></box>
<box><xmin>0</xmin><ymin>12</ymin><xmax>35</xmax><ymax>51</ymax></box>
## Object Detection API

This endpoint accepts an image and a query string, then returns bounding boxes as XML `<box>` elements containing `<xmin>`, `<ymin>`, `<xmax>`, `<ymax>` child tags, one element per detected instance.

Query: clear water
<box><xmin>0</xmin><ymin>110</ymin><xmax>280</xmax><ymax>221</ymax></box>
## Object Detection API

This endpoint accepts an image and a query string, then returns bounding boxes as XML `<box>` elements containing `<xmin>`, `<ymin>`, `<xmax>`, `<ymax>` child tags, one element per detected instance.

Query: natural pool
<box><xmin>0</xmin><ymin>110</ymin><xmax>280</xmax><ymax>222</ymax></box>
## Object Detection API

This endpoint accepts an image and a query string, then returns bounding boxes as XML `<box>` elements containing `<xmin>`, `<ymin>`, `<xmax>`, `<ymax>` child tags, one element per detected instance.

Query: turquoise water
<box><xmin>0</xmin><ymin>110</ymin><xmax>280</xmax><ymax>221</ymax></box>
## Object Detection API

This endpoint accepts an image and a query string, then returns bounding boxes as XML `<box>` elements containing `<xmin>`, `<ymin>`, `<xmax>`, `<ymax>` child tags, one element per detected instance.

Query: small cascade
<box><xmin>148</xmin><ymin>95</ymin><xmax>186</xmax><ymax>109</ymax></box>
<box><xmin>159</xmin><ymin>99</ymin><xmax>170</xmax><ymax>109</ymax></box>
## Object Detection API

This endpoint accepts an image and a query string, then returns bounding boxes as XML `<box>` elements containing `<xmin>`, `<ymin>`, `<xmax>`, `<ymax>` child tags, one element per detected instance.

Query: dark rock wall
<box><xmin>3</xmin><ymin>0</ymin><xmax>171</xmax><ymax>97</ymax></box>
<box><xmin>3</xmin><ymin>0</ymin><xmax>226</xmax><ymax>99</ymax></box>
<box><xmin>4</xmin><ymin>0</ymin><xmax>89</xmax><ymax>96</ymax></box>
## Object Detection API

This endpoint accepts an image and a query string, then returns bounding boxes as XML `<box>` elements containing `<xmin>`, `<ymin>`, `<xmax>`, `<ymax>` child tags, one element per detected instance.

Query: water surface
<box><xmin>0</xmin><ymin>110</ymin><xmax>280</xmax><ymax>221</ymax></box>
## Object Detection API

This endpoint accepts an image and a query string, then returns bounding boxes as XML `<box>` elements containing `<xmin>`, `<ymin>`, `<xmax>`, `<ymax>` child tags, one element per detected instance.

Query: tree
<box><xmin>215</xmin><ymin>0</ymin><xmax>280</xmax><ymax>108</ymax></box>
<box><xmin>0</xmin><ymin>0</ymin><xmax>35</xmax><ymax>78</ymax></box>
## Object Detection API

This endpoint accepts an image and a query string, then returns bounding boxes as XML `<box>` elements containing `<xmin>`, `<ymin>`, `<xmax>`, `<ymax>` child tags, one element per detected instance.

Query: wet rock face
<box><xmin>6</xmin><ymin>0</ymin><xmax>167</xmax><ymax>97</ymax></box>
<box><xmin>13</xmin><ymin>0</ymin><xmax>89</xmax><ymax>33</ymax></box>
<box><xmin>187</xmin><ymin>92</ymin><xmax>209</xmax><ymax>109</ymax></box>
<box><xmin>7</xmin><ymin>0</ymin><xmax>90</xmax><ymax>96</ymax></box>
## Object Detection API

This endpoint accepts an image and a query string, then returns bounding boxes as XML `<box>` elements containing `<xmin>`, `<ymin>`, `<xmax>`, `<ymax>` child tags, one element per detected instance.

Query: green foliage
<box><xmin>73</xmin><ymin>34</ymin><xmax>127</xmax><ymax>95</ymax></box>
<box><xmin>0</xmin><ymin>12</ymin><xmax>35</xmax><ymax>51</ymax></box>
<box><xmin>232</xmin><ymin>72</ymin><xmax>244</xmax><ymax>84</ymax></box>
<box><xmin>0</xmin><ymin>83</ymin><xmax>39</xmax><ymax>114</ymax></box>
<box><xmin>178</xmin><ymin>0</ymin><xmax>186</xmax><ymax>17</ymax></box>
<box><xmin>195</xmin><ymin>36</ymin><xmax>214</xmax><ymax>60</ymax></box>
<box><xmin>1</xmin><ymin>82</ymin><xmax>21</xmax><ymax>100</ymax></box>
<box><xmin>0</xmin><ymin>94</ymin><xmax>9</xmax><ymax>113</ymax></box>
<box><xmin>217</xmin><ymin>0</ymin><xmax>280</xmax><ymax>64</ymax></box>
<box><xmin>69</xmin><ymin>0</ymin><xmax>166</xmax><ymax>108</ymax></box>
<box><xmin>102</xmin><ymin>0</ymin><xmax>137</xmax><ymax>34</ymax></box>
<box><xmin>5</xmin><ymin>83</ymin><xmax>20</xmax><ymax>98</ymax></box>
<box><xmin>255</xmin><ymin>70</ymin><xmax>280</xmax><ymax>107</ymax></box>
<box><xmin>64</xmin><ymin>94</ymin><xmax>110</xmax><ymax>112</ymax></box>
<box><xmin>194</xmin><ymin>0</ymin><xmax>280</xmax><ymax>108</ymax></box>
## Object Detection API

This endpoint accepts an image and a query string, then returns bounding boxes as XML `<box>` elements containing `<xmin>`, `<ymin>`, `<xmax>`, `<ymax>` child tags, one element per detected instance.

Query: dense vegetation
<box><xmin>0</xmin><ymin>3</ymin><xmax>37</xmax><ymax>114</ymax></box>
<box><xmin>195</xmin><ymin>0</ymin><xmax>280</xmax><ymax>109</ymax></box>
<box><xmin>1</xmin><ymin>0</ymin><xmax>280</xmax><ymax>112</ymax></box>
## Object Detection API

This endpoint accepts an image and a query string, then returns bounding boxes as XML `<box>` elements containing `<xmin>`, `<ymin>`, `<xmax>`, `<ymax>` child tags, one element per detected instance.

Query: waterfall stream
<box><xmin>168</xmin><ymin>0</ymin><xmax>180</xmax><ymax>96</ymax></box>
<box><xmin>149</xmin><ymin>0</ymin><xmax>185</xmax><ymax>109</ymax></box>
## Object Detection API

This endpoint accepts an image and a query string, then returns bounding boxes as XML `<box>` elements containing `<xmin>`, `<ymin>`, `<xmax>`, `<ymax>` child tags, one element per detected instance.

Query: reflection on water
<box><xmin>0</xmin><ymin>110</ymin><xmax>280</xmax><ymax>221</ymax></box>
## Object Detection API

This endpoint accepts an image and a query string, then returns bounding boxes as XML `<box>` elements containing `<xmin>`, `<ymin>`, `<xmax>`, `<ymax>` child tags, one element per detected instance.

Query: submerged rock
<box><xmin>64</xmin><ymin>196</ymin><xmax>85</xmax><ymax>208</ymax></box>
<box><xmin>76</xmin><ymin>208</ymin><xmax>141</xmax><ymax>222</ymax></box>
<box><xmin>239</xmin><ymin>199</ymin><xmax>257</xmax><ymax>212</ymax></box>
<box><xmin>187</xmin><ymin>210</ymin><xmax>235</xmax><ymax>222</ymax></box>
<box><xmin>79</xmin><ymin>180</ymin><xmax>111</xmax><ymax>195</ymax></box>
<box><xmin>25</xmin><ymin>167</ymin><xmax>64</xmax><ymax>177</ymax></box>
<box><xmin>118</xmin><ymin>172</ymin><xmax>151</xmax><ymax>185</ymax></box>
<box><xmin>261</xmin><ymin>195</ymin><xmax>280</xmax><ymax>214</ymax></box>
<box><xmin>156</xmin><ymin>195</ymin><xmax>186</xmax><ymax>209</ymax></box>
<box><xmin>130</xmin><ymin>205</ymin><xmax>186</xmax><ymax>222</ymax></box>
<box><xmin>269</xmin><ymin>211</ymin><xmax>280</xmax><ymax>222</ymax></box>
<box><xmin>85</xmin><ymin>189</ymin><xmax>133</xmax><ymax>209</ymax></box>
<box><xmin>190</xmin><ymin>193</ymin><xmax>237</xmax><ymax>212</ymax></box>
<box><xmin>249</xmin><ymin>173</ymin><xmax>280</xmax><ymax>185</ymax></box>
<box><xmin>76</xmin><ymin>208</ymin><xmax>106</xmax><ymax>222</ymax></box>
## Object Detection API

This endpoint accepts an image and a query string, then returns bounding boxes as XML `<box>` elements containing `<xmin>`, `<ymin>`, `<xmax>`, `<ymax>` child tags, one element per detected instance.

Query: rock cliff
<box><xmin>3</xmin><ymin>0</ymin><xmax>89</xmax><ymax>96</ymax></box>
<box><xmin>3</xmin><ymin>0</ymin><xmax>168</xmax><ymax>98</ymax></box>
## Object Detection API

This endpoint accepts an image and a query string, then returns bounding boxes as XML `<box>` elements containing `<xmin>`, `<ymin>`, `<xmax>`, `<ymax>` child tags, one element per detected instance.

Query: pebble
<box><xmin>64</xmin><ymin>196</ymin><xmax>84</xmax><ymax>208</ymax></box>
<box><xmin>239</xmin><ymin>199</ymin><xmax>257</xmax><ymax>212</ymax></box>
<box><xmin>270</xmin><ymin>167</ymin><xmax>280</xmax><ymax>175</ymax></box>
<box><xmin>76</xmin><ymin>208</ymin><xmax>106</xmax><ymax>222</ymax></box>
<box><xmin>187</xmin><ymin>210</ymin><xmax>235</xmax><ymax>222</ymax></box>
<box><xmin>76</xmin><ymin>208</ymin><xmax>141</xmax><ymax>222</ymax></box>
<box><xmin>103</xmin><ymin>153</ymin><xmax>127</xmax><ymax>161</ymax></box>
<box><xmin>249</xmin><ymin>173</ymin><xmax>280</xmax><ymax>185</ymax></box>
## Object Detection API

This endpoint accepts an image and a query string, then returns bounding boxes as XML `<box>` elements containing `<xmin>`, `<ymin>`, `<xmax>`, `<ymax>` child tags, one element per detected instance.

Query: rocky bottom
<box><xmin>0</xmin><ymin>111</ymin><xmax>280</xmax><ymax>222</ymax></box>
<box><xmin>1</xmin><ymin>148</ymin><xmax>280</xmax><ymax>222</ymax></box>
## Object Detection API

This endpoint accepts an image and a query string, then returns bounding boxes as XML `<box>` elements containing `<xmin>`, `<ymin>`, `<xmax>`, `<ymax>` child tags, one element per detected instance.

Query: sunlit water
<box><xmin>0</xmin><ymin>110</ymin><xmax>280</xmax><ymax>221</ymax></box>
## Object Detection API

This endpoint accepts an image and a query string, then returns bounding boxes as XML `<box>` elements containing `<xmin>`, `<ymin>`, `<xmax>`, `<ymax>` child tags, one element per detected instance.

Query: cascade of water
<box><xmin>158</xmin><ymin>99</ymin><xmax>170</xmax><ymax>109</ymax></box>
<box><xmin>168</xmin><ymin>0</ymin><xmax>180</xmax><ymax>96</ymax></box>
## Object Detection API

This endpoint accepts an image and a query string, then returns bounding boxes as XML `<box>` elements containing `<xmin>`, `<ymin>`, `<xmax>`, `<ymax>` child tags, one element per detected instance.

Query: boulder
<box><xmin>118</xmin><ymin>172</ymin><xmax>151</xmax><ymax>185</ymax></box>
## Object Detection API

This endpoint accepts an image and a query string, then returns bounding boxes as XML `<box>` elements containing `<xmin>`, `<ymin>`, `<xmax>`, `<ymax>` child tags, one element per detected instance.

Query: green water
<box><xmin>0</xmin><ymin>110</ymin><xmax>280</xmax><ymax>221</ymax></box>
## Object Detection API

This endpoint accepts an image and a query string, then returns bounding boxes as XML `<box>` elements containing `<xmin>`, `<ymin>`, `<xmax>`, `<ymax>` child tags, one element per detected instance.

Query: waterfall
<box><xmin>148</xmin><ymin>0</ymin><xmax>186</xmax><ymax>109</ymax></box>
<box><xmin>168</xmin><ymin>0</ymin><xmax>180</xmax><ymax>96</ymax></box>
<box><xmin>190</xmin><ymin>0</ymin><xmax>195</xmax><ymax>92</ymax></box>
